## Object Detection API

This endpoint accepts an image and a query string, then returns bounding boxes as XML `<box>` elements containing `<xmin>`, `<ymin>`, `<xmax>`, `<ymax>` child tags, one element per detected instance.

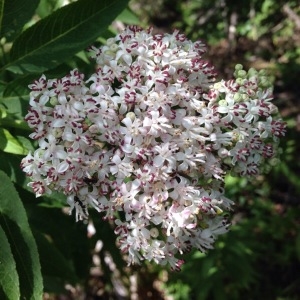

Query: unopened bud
<box><xmin>110</xmin><ymin>43</ymin><xmax>119</xmax><ymax>52</ymax></box>
<box><xmin>235</xmin><ymin>64</ymin><xmax>243</xmax><ymax>71</ymax></box>
<box><xmin>50</xmin><ymin>97</ymin><xmax>58</xmax><ymax>106</ymax></box>
<box><xmin>126</xmin><ymin>112</ymin><xmax>136</xmax><ymax>121</ymax></box>
<box><xmin>237</xmin><ymin>70</ymin><xmax>247</xmax><ymax>78</ymax></box>
<box><xmin>234</xmin><ymin>93</ymin><xmax>242</xmax><ymax>102</ymax></box>
<box><xmin>150</xmin><ymin>228</ymin><xmax>159</xmax><ymax>238</ymax></box>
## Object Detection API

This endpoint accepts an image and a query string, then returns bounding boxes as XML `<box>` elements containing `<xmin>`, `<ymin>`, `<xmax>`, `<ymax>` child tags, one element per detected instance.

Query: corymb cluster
<box><xmin>21</xmin><ymin>26</ymin><xmax>286</xmax><ymax>270</ymax></box>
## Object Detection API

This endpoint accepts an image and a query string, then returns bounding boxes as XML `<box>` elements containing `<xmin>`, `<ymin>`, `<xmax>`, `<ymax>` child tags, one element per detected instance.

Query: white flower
<box><xmin>153</xmin><ymin>143</ymin><xmax>178</xmax><ymax>168</ymax></box>
<box><xmin>110</xmin><ymin>153</ymin><xmax>134</xmax><ymax>179</ymax></box>
<box><xmin>22</xmin><ymin>26</ymin><xmax>285</xmax><ymax>270</ymax></box>
<box><xmin>175</xmin><ymin>147</ymin><xmax>205</xmax><ymax>171</ymax></box>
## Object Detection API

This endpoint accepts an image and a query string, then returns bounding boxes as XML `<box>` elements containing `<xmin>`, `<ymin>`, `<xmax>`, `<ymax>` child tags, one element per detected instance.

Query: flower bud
<box><xmin>237</xmin><ymin>70</ymin><xmax>247</xmax><ymax>78</ymax></box>
<box><xmin>218</xmin><ymin>148</ymin><xmax>229</xmax><ymax>158</ymax></box>
<box><xmin>110</xmin><ymin>43</ymin><xmax>119</xmax><ymax>52</ymax></box>
<box><xmin>233</xmin><ymin>92</ymin><xmax>242</xmax><ymax>102</ymax></box>
<box><xmin>126</xmin><ymin>112</ymin><xmax>136</xmax><ymax>121</ymax></box>
<box><xmin>106</xmin><ymin>38</ymin><xmax>115</xmax><ymax>46</ymax></box>
<box><xmin>150</xmin><ymin>228</ymin><xmax>159</xmax><ymax>238</ymax></box>
<box><xmin>247</xmin><ymin>68</ymin><xmax>257</xmax><ymax>77</ymax></box>
<box><xmin>235</xmin><ymin>64</ymin><xmax>243</xmax><ymax>71</ymax></box>
<box><xmin>50</xmin><ymin>97</ymin><xmax>58</xmax><ymax>106</ymax></box>
<box><xmin>89</xmin><ymin>124</ymin><xmax>99</xmax><ymax>134</ymax></box>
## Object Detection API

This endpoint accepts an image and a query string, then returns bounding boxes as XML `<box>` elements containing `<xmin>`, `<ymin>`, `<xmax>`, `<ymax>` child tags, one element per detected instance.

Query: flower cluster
<box><xmin>21</xmin><ymin>26</ymin><xmax>286</xmax><ymax>270</ymax></box>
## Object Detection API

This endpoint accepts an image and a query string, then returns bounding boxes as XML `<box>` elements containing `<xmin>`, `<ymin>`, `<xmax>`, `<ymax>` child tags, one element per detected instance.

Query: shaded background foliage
<box><xmin>0</xmin><ymin>0</ymin><xmax>299</xmax><ymax>299</ymax></box>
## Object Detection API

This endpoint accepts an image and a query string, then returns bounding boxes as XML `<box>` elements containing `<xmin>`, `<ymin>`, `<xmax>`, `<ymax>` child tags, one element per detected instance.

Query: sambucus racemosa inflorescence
<box><xmin>21</xmin><ymin>26</ymin><xmax>286</xmax><ymax>270</ymax></box>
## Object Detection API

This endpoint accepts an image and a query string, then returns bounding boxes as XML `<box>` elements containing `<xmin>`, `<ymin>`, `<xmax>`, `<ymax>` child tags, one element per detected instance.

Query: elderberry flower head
<box><xmin>21</xmin><ymin>26</ymin><xmax>286</xmax><ymax>270</ymax></box>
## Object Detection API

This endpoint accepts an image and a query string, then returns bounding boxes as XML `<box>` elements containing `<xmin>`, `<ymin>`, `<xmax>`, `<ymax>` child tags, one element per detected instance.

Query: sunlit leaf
<box><xmin>0</xmin><ymin>128</ymin><xmax>28</xmax><ymax>154</ymax></box>
<box><xmin>117</xmin><ymin>7</ymin><xmax>140</xmax><ymax>25</ymax></box>
<box><xmin>5</xmin><ymin>0</ymin><xmax>129</xmax><ymax>74</ymax></box>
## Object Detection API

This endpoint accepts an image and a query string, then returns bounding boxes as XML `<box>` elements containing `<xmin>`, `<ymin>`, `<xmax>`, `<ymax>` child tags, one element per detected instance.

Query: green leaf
<box><xmin>0</xmin><ymin>128</ymin><xmax>28</xmax><ymax>154</ymax></box>
<box><xmin>0</xmin><ymin>226</ymin><xmax>20</xmax><ymax>300</ymax></box>
<box><xmin>1</xmin><ymin>75</ymin><xmax>34</xmax><ymax>124</ymax></box>
<box><xmin>5</xmin><ymin>0</ymin><xmax>129</xmax><ymax>74</ymax></box>
<box><xmin>0</xmin><ymin>152</ymin><xmax>28</xmax><ymax>188</ymax></box>
<box><xmin>2</xmin><ymin>74</ymin><xmax>35</xmax><ymax>100</ymax></box>
<box><xmin>36</xmin><ymin>0</ymin><xmax>66</xmax><ymax>19</ymax></box>
<box><xmin>0</xmin><ymin>170</ymin><xmax>43</xmax><ymax>299</ymax></box>
<box><xmin>33</xmin><ymin>230</ymin><xmax>78</xmax><ymax>289</ymax></box>
<box><xmin>0</xmin><ymin>0</ymin><xmax>40</xmax><ymax>41</ymax></box>
<box><xmin>117</xmin><ymin>7</ymin><xmax>140</xmax><ymax>25</ymax></box>
<box><xmin>24</xmin><ymin>197</ymin><xmax>92</xmax><ymax>281</ymax></box>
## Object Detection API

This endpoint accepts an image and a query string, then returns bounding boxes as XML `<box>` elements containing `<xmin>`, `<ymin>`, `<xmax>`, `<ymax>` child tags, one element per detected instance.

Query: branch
<box><xmin>282</xmin><ymin>4</ymin><xmax>300</xmax><ymax>30</ymax></box>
